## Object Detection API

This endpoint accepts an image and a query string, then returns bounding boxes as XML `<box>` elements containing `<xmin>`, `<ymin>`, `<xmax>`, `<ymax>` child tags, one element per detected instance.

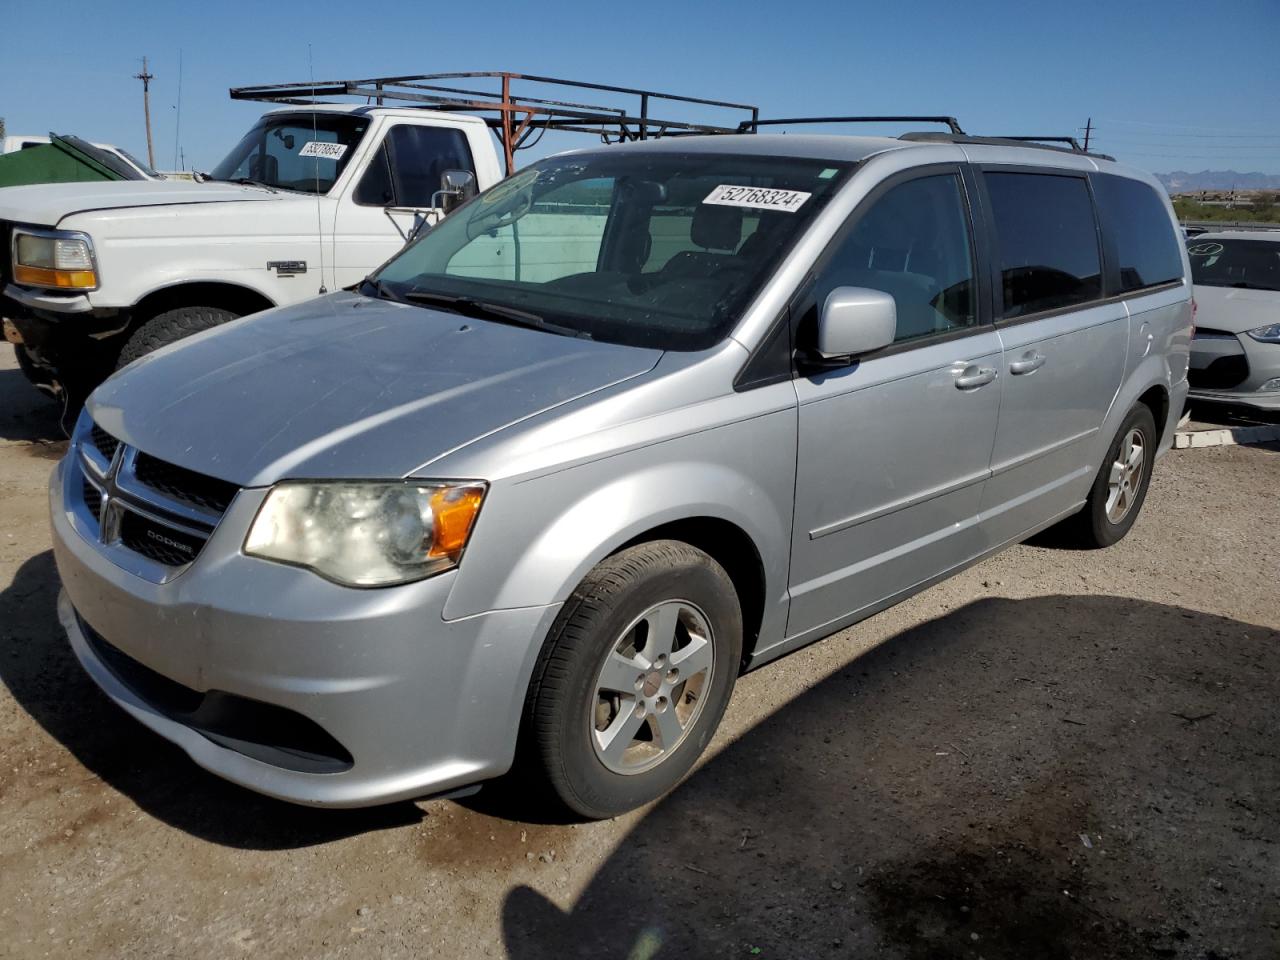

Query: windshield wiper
<box><xmin>359</xmin><ymin>277</ymin><xmax>412</xmax><ymax>304</ymax></box>
<box><xmin>397</xmin><ymin>290</ymin><xmax>592</xmax><ymax>339</ymax></box>
<box><xmin>213</xmin><ymin>177</ymin><xmax>280</xmax><ymax>192</ymax></box>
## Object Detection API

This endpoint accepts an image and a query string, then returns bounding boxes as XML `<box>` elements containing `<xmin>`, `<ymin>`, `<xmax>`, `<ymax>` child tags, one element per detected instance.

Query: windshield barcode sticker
<box><xmin>298</xmin><ymin>141</ymin><xmax>348</xmax><ymax>160</ymax></box>
<box><xmin>703</xmin><ymin>184</ymin><xmax>811</xmax><ymax>213</ymax></box>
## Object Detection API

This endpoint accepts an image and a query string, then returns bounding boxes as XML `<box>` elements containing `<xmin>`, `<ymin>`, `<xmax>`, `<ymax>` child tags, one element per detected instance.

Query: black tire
<box><xmin>115</xmin><ymin>305</ymin><xmax>238</xmax><ymax>369</ymax></box>
<box><xmin>1065</xmin><ymin>404</ymin><xmax>1158</xmax><ymax>548</ymax></box>
<box><xmin>523</xmin><ymin>540</ymin><xmax>743</xmax><ymax>819</ymax></box>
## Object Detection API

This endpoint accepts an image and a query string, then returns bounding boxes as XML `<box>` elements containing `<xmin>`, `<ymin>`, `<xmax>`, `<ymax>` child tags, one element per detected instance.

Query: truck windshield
<box><xmin>1188</xmin><ymin>238</ymin><xmax>1280</xmax><ymax>292</ymax></box>
<box><xmin>210</xmin><ymin>114</ymin><xmax>368</xmax><ymax>194</ymax></box>
<box><xmin>370</xmin><ymin>151</ymin><xmax>852</xmax><ymax>350</ymax></box>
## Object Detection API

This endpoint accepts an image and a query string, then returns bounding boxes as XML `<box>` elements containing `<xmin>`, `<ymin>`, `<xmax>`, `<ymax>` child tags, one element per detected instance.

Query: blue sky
<box><xmin>2</xmin><ymin>0</ymin><xmax>1277</xmax><ymax>176</ymax></box>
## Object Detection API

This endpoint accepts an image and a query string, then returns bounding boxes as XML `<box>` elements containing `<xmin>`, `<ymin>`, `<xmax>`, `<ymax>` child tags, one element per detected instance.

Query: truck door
<box><xmin>331</xmin><ymin>123</ymin><xmax>478</xmax><ymax>288</ymax></box>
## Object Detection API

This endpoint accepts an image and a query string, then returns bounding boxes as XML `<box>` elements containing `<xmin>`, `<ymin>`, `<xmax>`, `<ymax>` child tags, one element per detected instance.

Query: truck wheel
<box><xmin>1064</xmin><ymin>404</ymin><xmax>1158</xmax><ymax>548</ymax></box>
<box><xmin>523</xmin><ymin>540</ymin><xmax>742</xmax><ymax>819</ymax></box>
<box><xmin>116</xmin><ymin>306</ymin><xmax>238</xmax><ymax>369</ymax></box>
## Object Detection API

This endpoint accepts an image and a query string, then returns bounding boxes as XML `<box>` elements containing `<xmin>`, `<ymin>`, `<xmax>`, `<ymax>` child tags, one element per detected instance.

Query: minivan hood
<box><xmin>1192</xmin><ymin>283</ymin><xmax>1280</xmax><ymax>334</ymax></box>
<box><xmin>0</xmin><ymin>179</ymin><xmax>280</xmax><ymax>225</ymax></box>
<box><xmin>89</xmin><ymin>293</ymin><xmax>662</xmax><ymax>486</ymax></box>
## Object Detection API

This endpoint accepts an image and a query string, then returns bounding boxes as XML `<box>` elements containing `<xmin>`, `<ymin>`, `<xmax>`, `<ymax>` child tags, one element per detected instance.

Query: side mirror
<box><xmin>432</xmin><ymin>169</ymin><xmax>477</xmax><ymax>215</ymax></box>
<box><xmin>816</xmin><ymin>286</ymin><xmax>897</xmax><ymax>359</ymax></box>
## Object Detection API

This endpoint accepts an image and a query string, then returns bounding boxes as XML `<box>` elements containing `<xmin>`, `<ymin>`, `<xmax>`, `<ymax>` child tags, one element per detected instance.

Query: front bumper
<box><xmin>50</xmin><ymin>457</ymin><xmax>561</xmax><ymax>807</ymax></box>
<box><xmin>1189</xmin><ymin>331</ymin><xmax>1280</xmax><ymax>412</ymax></box>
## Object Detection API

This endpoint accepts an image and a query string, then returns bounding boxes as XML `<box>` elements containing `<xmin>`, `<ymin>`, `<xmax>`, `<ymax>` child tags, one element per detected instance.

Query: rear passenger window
<box><xmin>985</xmin><ymin>172</ymin><xmax>1102</xmax><ymax>318</ymax></box>
<box><xmin>1093</xmin><ymin>174</ymin><xmax>1184</xmax><ymax>292</ymax></box>
<box><xmin>814</xmin><ymin>174</ymin><xmax>977</xmax><ymax>344</ymax></box>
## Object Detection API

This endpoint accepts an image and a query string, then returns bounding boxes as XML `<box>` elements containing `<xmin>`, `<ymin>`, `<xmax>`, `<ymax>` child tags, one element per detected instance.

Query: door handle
<box><xmin>953</xmin><ymin>365</ymin><xmax>997</xmax><ymax>390</ymax></box>
<box><xmin>1008</xmin><ymin>350</ymin><xmax>1046</xmax><ymax>375</ymax></box>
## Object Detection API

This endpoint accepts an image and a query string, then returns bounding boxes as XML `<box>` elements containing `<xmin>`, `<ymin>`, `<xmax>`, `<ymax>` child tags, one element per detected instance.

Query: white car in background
<box><xmin>1187</xmin><ymin>231</ymin><xmax>1280</xmax><ymax>413</ymax></box>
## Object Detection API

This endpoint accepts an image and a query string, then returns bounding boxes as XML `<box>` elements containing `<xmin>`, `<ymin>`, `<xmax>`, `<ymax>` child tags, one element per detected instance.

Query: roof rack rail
<box><xmin>738</xmin><ymin>115</ymin><xmax>966</xmax><ymax>136</ymax></box>
<box><xmin>229</xmin><ymin>72</ymin><xmax>758</xmax><ymax>174</ymax></box>
<box><xmin>898</xmin><ymin>131</ymin><xmax>1115</xmax><ymax>161</ymax></box>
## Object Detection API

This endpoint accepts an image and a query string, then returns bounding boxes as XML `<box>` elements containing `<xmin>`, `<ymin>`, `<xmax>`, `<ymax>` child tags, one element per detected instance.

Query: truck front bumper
<box><xmin>51</xmin><ymin>456</ymin><xmax>560</xmax><ymax>807</ymax></box>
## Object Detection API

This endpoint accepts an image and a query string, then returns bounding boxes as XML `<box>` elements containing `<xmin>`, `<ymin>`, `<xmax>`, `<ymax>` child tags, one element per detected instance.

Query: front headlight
<box><xmin>1246</xmin><ymin>323</ymin><xmax>1280</xmax><ymax>343</ymax></box>
<box><xmin>244</xmin><ymin>481</ymin><xmax>486</xmax><ymax>587</ymax></box>
<box><xmin>12</xmin><ymin>227</ymin><xmax>99</xmax><ymax>290</ymax></box>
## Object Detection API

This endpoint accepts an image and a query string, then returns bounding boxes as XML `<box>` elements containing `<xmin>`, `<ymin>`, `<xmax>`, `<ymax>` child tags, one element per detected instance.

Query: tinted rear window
<box><xmin>985</xmin><ymin>172</ymin><xmax>1102</xmax><ymax>318</ymax></box>
<box><xmin>1094</xmin><ymin>174</ymin><xmax>1183</xmax><ymax>292</ymax></box>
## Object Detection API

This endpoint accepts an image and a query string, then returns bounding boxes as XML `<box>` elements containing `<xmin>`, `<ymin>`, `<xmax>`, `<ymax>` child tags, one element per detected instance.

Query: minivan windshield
<box><xmin>1188</xmin><ymin>238</ymin><xmax>1280</xmax><ymax>292</ymax></box>
<box><xmin>210</xmin><ymin>114</ymin><xmax>368</xmax><ymax>194</ymax></box>
<box><xmin>369</xmin><ymin>151</ymin><xmax>852</xmax><ymax>350</ymax></box>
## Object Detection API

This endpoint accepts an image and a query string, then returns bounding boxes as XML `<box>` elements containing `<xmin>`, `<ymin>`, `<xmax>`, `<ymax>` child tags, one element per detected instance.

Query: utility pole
<box><xmin>1082</xmin><ymin>117</ymin><xmax>1093</xmax><ymax>153</ymax></box>
<box><xmin>134</xmin><ymin>56</ymin><xmax>155</xmax><ymax>169</ymax></box>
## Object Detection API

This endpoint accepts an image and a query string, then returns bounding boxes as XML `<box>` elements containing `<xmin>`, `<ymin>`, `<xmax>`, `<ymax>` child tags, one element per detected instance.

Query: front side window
<box><xmin>355</xmin><ymin>125</ymin><xmax>476</xmax><ymax>208</ymax></box>
<box><xmin>1187</xmin><ymin>238</ymin><xmax>1280</xmax><ymax>292</ymax></box>
<box><xmin>210</xmin><ymin>114</ymin><xmax>369</xmax><ymax>194</ymax></box>
<box><xmin>812</xmin><ymin>173</ymin><xmax>977</xmax><ymax>343</ymax></box>
<box><xmin>370</xmin><ymin>152</ymin><xmax>852</xmax><ymax>350</ymax></box>
<box><xmin>1094</xmin><ymin>174</ymin><xmax>1184</xmax><ymax>292</ymax></box>
<box><xmin>985</xmin><ymin>172</ymin><xmax>1102</xmax><ymax>318</ymax></box>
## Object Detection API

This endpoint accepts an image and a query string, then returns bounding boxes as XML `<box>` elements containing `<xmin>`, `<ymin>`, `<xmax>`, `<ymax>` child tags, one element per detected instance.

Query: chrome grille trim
<box><xmin>71</xmin><ymin>419</ymin><xmax>242</xmax><ymax>575</ymax></box>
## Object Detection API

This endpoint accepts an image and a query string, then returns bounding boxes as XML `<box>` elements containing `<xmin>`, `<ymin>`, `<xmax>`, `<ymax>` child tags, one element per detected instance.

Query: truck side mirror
<box><xmin>816</xmin><ymin>287</ymin><xmax>897</xmax><ymax>360</ymax></box>
<box><xmin>432</xmin><ymin>169</ymin><xmax>477</xmax><ymax>215</ymax></box>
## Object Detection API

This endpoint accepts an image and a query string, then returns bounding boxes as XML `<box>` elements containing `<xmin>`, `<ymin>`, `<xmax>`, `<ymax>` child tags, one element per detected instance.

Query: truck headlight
<box><xmin>244</xmin><ymin>481</ymin><xmax>486</xmax><ymax>587</ymax></box>
<box><xmin>1246</xmin><ymin>323</ymin><xmax>1280</xmax><ymax>343</ymax></box>
<box><xmin>11</xmin><ymin>228</ymin><xmax>99</xmax><ymax>290</ymax></box>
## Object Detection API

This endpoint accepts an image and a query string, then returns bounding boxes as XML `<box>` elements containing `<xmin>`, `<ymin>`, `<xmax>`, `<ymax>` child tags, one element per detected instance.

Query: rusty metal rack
<box><xmin>230</xmin><ymin>72</ymin><xmax>759</xmax><ymax>175</ymax></box>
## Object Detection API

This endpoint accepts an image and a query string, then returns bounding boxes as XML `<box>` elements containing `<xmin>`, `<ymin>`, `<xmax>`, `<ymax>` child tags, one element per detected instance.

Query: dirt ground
<box><xmin>0</xmin><ymin>347</ymin><xmax>1277</xmax><ymax>960</ymax></box>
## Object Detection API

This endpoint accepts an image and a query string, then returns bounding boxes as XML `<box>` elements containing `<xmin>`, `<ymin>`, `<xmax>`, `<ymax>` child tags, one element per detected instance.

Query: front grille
<box><xmin>1190</xmin><ymin>354</ymin><xmax>1250</xmax><ymax>390</ymax></box>
<box><xmin>118</xmin><ymin>511</ymin><xmax>207</xmax><ymax>566</ymax></box>
<box><xmin>82</xmin><ymin>479</ymin><xmax>103</xmax><ymax>521</ymax></box>
<box><xmin>89</xmin><ymin>424</ymin><xmax>120</xmax><ymax>461</ymax></box>
<box><xmin>134</xmin><ymin>452</ymin><xmax>238</xmax><ymax>515</ymax></box>
<box><xmin>81</xmin><ymin>617</ymin><xmax>354</xmax><ymax>774</ymax></box>
<box><xmin>0</xmin><ymin>220</ymin><xmax>11</xmax><ymax>290</ymax></box>
<box><xmin>75</xmin><ymin>419</ymin><xmax>242</xmax><ymax>573</ymax></box>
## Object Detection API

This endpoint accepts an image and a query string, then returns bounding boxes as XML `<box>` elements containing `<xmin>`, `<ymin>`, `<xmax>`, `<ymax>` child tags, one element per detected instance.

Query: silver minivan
<box><xmin>50</xmin><ymin>132</ymin><xmax>1192</xmax><ymax>818</ymax></box>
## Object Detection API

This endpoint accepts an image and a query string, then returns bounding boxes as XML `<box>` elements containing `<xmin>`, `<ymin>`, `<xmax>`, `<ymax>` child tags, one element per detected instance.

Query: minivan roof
<box><xmin>561</xmin><ymin>133</ymin><xmax>1159</xmax><ymax>181</ymax></box>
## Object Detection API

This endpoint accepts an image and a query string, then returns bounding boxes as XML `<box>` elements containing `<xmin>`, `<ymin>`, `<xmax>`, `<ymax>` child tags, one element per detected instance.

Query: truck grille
<box><xmin>0</xmin><ymin>220</ymin><xmax>11</xmax><ymax>291</ymax></box>
<box><xmin>72</xmin><ymin>421</ymin><xmax>240</xmax><ymax>573</ymax></box>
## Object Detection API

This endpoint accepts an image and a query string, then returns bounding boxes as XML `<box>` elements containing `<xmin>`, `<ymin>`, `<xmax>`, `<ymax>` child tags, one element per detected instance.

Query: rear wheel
<box><xmin>1065</xmin><ymin>404</ymin><xmax>1158</xmax><ymax>548</ymax></box>
<box><xmin>523</xmin><ymin>540</ymin><xmax>742</xmax><ymax>819</ymax></box>
<box><xmin>116</xmin><ymin>305</ymin><xmax>238</xmax><ymax>369</ymax></box>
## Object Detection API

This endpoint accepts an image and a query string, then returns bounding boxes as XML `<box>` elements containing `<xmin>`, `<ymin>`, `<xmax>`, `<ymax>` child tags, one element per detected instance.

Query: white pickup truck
<box><xmin>2</xmin><ymin>105</ymin><xmax>499</xmax><ymax>399</ymax></box>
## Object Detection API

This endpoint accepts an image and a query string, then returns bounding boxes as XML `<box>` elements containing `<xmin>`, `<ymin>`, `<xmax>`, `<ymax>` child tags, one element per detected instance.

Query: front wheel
<box><xmin>116</xmin><ymin>305</ymin><xmax>238</xmax><ymax>369</ymax></box>
<box><xmin>1066</xmin><ymin>404</ymin><xmax>1158</xmax><ymax>548</ymax></box>
<box><xmin>523</xmin><ymin>540</ymin><xmax>742</xmax><ymax>819</ymax></box>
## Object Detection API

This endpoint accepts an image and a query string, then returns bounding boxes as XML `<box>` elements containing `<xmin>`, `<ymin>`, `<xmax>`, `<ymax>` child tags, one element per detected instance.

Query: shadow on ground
<box><xmin>503</xmin><ymin>594</ymin><xmax>1279</xmax><ymax>960</ymax></box>
<box><xmin>0</xmin><ymin>551</ymin><xmax>423</xmax><ymax>848</ymax></box>
<box><xmin>0</xmin><ymin>366</ymin><xmax>72</xmax><ymax>445</ymax></box>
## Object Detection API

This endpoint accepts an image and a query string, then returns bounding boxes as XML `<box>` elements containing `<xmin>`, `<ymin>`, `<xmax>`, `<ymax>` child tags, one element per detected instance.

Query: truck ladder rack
<box><xmin>230</xmin><ymin>72</ymin><xmax>759</xmax><ymax>175</ymax></box>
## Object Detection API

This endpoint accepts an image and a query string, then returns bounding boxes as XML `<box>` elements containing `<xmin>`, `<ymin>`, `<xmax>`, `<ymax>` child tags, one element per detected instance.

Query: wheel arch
<box><xmin>131</xmin><ymin>281</ymin><xmax>276</xmax><ymax>326</ymax></box>
<box><xmin>615</xmin><ymin>516</ymin><xmax>768</xmax><ymax>668</ymax></box>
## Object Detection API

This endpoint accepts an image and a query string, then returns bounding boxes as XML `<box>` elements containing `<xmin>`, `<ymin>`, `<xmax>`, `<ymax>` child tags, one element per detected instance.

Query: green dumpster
<box><xmin>0</xmin><ymin>133</ymin><xmax>146</xmax><ymax>187</ymax></box>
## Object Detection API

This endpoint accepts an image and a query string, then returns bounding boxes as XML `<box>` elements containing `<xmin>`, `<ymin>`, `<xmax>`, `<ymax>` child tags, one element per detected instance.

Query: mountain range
<box><xmin>1155</xmin><ymin>170</ymin><xmax>1280</xmax><ymax>193</ymax></box>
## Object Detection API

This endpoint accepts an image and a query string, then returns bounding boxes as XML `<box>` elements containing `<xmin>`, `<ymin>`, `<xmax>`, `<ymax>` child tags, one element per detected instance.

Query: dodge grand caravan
<box><xmin>51</xmin><ymin>133</ymin><xmax>1192</xmax><ymax>818</ymax></box>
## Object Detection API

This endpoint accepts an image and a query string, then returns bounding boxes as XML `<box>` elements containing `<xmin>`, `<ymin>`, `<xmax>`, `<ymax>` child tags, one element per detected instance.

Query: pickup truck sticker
<box><xmin>298</xmin><ymin>141</ymin><xmax>348</xmax><ymax>160</ymax></box>
<box><xmin>703</xmin><ymin>184</ymin><xmax>811</xmax><ymax>213</ymax></box>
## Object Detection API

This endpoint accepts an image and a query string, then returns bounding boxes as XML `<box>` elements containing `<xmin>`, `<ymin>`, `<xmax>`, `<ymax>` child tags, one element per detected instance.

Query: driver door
<box><xmin>332</xmin><ymin>123</ymin><xmax>477</xmax><ymax>289</ymax></box>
